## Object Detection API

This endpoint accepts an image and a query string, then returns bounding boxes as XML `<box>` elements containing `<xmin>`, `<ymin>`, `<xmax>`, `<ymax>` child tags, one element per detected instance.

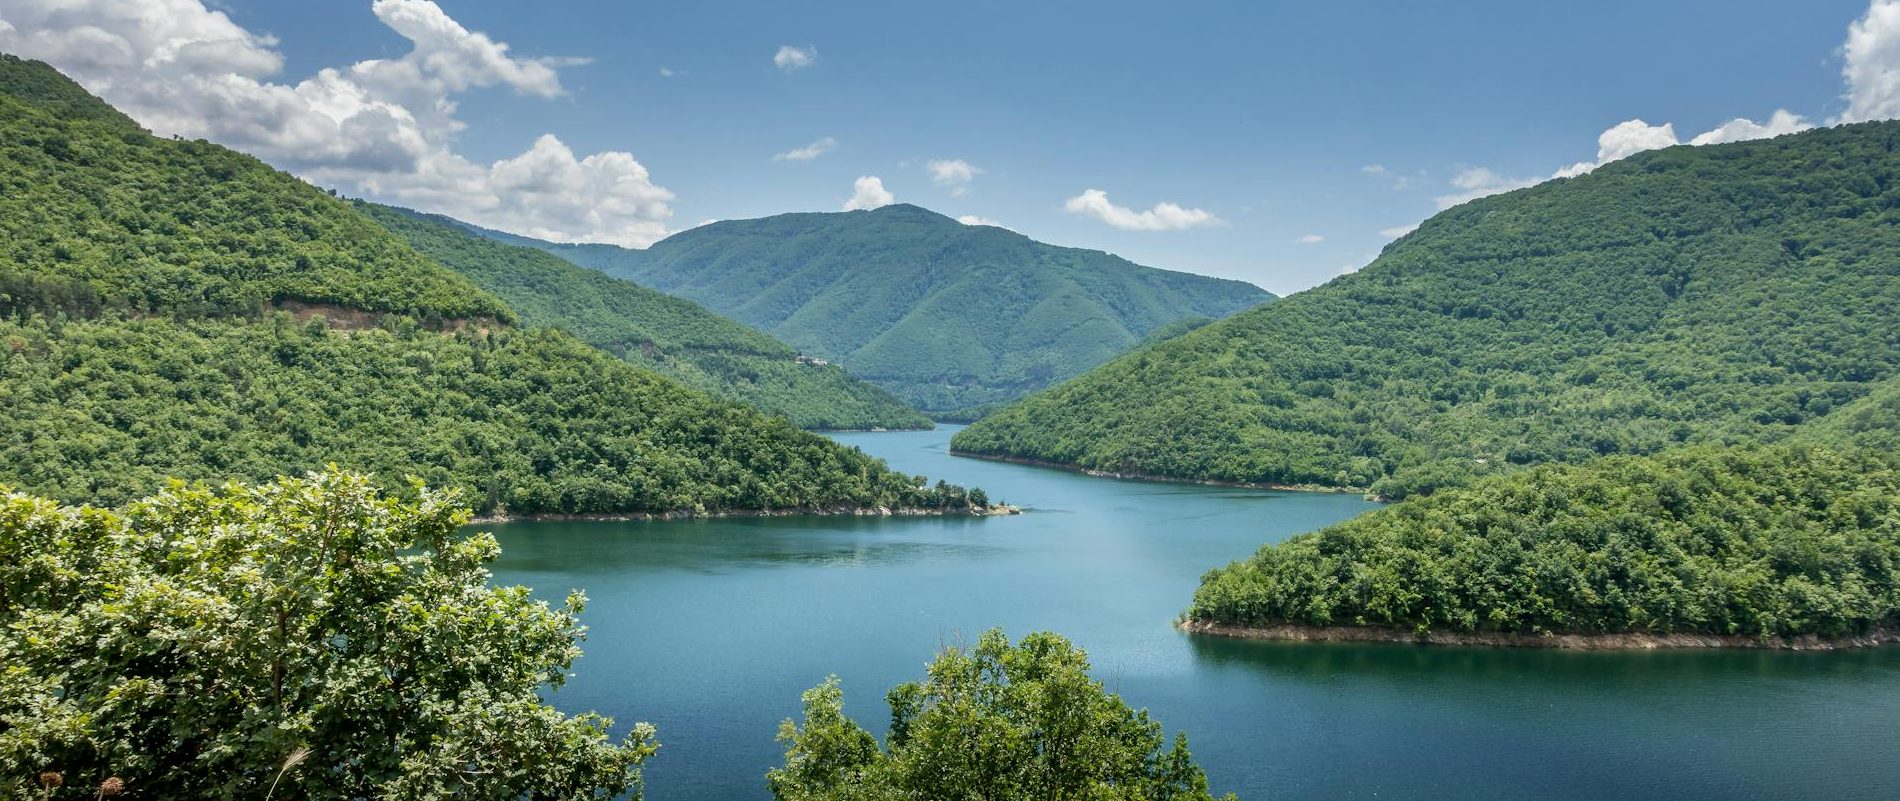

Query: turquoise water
<box><xmin>487</xmin><ymin>426</ymin><xmax>1900</xmax><ymax>800</ymax></box>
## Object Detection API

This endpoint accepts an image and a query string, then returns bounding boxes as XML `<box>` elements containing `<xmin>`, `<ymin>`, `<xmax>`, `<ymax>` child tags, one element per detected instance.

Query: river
<box><xmin>486</xmin><ymin>426</ymin><xmax>1900</xmax><ymax>800</ymax></box>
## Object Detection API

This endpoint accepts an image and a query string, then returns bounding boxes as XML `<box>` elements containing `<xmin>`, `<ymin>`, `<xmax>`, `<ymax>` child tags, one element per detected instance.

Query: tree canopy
<box><xmin>768</xmin><ymin>630</ymin><xmax>1233</xmax><ymax>801</ymax></box>
<box><xmin>0</xmin><ymin>471</ymin><xmax>655</xmax><ymax>800</ymax></box>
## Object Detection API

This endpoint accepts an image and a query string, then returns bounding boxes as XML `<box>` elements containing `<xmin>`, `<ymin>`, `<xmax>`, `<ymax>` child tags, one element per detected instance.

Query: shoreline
<box><xmin>470</xmin><ymin>503</ymin><xmax>1021</xmax><ymax>525</ymax></box>
<box><xmin>1178</xmin><ymin>619</ymin><xmax>1900</xmax><ymax>651</ymax></box>
<box><xmin>948</xmin><ymin>450</ymin><xmax>1367</xmax><ymax>496</ymax></box>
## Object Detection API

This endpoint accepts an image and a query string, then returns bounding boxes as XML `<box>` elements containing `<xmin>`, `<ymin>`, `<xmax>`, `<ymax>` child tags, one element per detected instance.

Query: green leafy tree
<box><xmin>768</xmin><ymin>630</ymin><xmax>1232</xmax><ymax>801</ymax></box>
<box><xmin>0</xmin><ymin>470</ymin><xmax>655</xmax><ymax>799</ymax></box>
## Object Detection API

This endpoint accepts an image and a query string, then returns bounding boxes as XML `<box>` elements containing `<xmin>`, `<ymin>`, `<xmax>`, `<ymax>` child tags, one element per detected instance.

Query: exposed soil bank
<box><xmin>470</xmin><ymin>503</ymin><xmax>1021</xmax><ymax>525</ymax></box>
<box><xmin>1178</xmin><ymin>619</ymin><xmax>1900</xmax><ymax>651</ymax></box>
<box><xmin>949</xmin><ymin>450</ymin><xmax>1366</xmax><ymax>496</ymax></box>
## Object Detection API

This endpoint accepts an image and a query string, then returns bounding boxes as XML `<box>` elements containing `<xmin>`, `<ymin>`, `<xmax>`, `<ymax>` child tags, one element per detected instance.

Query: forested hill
<box><xmin>0</xmin><ymin>54</ymin><xmax>510</xmax><ymax>323</ymax></box>
<box><xmin>464</xmin><ymin>205</ymin><xmax>1273</xmax><ymax>416</ymax></box>
<box><xmin>0</xmin><ymin>54</ymin><xmax>978</xmax><ymax>516</ymax></box>
<box><xmin>953</xmin><ymin>121</ymin><xmax>1900</xmax><ymax>498</ymax></box>
<box><xmin>355</xmin><ymin>203</ymin><xmax>931</xmax><ymax>431</ymax></box>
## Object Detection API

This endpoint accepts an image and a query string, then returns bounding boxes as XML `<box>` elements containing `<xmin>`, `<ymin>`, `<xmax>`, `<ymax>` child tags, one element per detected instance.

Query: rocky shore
<box><xmin>1178</xmin><ymin>619</ymin><xmax>1900</xmax><ymax>651</ymax></box>
<box><xmin>470</xmin><ymin>503</ymin><xmax>1021</xmax><ymax>525</ymax></box>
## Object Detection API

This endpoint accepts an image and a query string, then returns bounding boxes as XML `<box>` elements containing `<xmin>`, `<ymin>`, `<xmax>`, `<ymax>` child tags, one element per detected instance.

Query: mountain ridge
<box><xmin>951</xmin><ymin>120</ymin><xmax>1900</xmax><ymax>497</ymax></box>
<box><xmin>460</xmin><ymin>204</ymin><xmax>1273</xmax><ymax>416</ymax></box>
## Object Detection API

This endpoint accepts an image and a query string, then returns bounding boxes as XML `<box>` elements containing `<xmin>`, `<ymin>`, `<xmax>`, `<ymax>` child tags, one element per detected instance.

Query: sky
<box><xmin>2</xmin><ymin>0</ymin><xmax>1898</xmax><ymax>294</ymax></box>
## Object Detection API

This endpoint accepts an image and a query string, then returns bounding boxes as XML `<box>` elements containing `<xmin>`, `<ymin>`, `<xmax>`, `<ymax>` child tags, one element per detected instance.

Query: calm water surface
<box><xmin>487</xmin><ymin>426</ymin><xmax>1900</xmax><ymax>800</ymax></box>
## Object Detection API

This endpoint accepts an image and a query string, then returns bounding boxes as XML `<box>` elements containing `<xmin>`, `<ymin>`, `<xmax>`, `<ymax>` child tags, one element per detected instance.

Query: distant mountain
<box><xmin>465</xmin><ymin>206</ymin><xmax>1272</xmax><ymax>416</ymax></box>
<box><xmin>356</xmin><ymin>202</ymin><xmax>931</xmax><ymax>431</ymax></box>
<box><xmin>0</xmin><ymin>53</ymin><xmax>974</xmax><ymax>515</ymax></box>
<box><xmin>952</xmin><ymin>121</ymin><xmax>1900</xmax><ymax>498</ymax></box>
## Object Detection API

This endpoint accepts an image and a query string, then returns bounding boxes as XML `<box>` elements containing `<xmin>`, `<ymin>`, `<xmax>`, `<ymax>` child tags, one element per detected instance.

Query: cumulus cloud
<box><xmin>0</xmin><ymin>0</ymin><xmax>676</xmax><ymax>246</ymax></box>
<box><xmin>1295</xmin><ymin>234</ymin><xmax>1325</xmax><ymax>245</ymax></box>
<box><xmin>843</xmin><ymin>176</ymin><xmax>894</xmax><ymax>210</ymax></box>
<box><xmin>1062</xmin><ymin>189</ymin><xmax>1221</xmax><ymax>231</ymax></box>
<box><xmin>1689</xmin><ymin>110</ymin><xmax>1814</xmax><ymax>145</ymax></box>
<box><xmin>1379</xmin><ymin>223</ymin><xmax>1420</xmax><ymax>239</ymax></box>
<box><xmin>1440</xmin><ymin>108</ymin><xmax>1811</xmax><ymax>210</ymax></box>
<box><xmin>774</xmin><ymin>45</ymin><xmax>815</xmax><ymax>71</ymax></box>
<box><xmin>957</xmin><ymin>214</ymin><xmax>1007</xmax><ymax>229</ymax></box>
<box><xmin>658</xmin><ymin>66</ymin><xmax>677</xmax><ymax>78</ymax></box>
<box><xmin>927</xmin><ymin>159</ymin><xmax>982</xmax><ymax>195</ymax></box>
<box><xmin>773</xmin><ymin>136</ymin><xmax>836</xmax><ymax>162</ymax></box>
<box><xmin>1431</xmin><ymin>167</ymin><xmax>1541</xmax><ymax>209</ymax></box>
<box><xmin>1840</xmin><ymin>0</ymin><xmax>1900</xmax><ymax>123</ymax></box>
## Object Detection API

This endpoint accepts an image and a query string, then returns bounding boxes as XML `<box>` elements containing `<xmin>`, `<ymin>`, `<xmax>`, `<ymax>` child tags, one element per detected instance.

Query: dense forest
<box><xmin>1188</xmin><ymin>445</ymin><xmax>1900</xmax><ymax>640</ymax></box>
<box><xmin>0</xmin><ymin>472</ymin><xmax>656</xmax><ymax>799</ymax></box>
<box><xmin>0</xmin><ymin>55</ymin><xmax>977</xmax><ymax>516</ymax></box>
<box><xmin>469</xmin><ymin>205</ymin><xmax>1271</xmax><ymax>415</ymax></box>
<box><xmin>953</xmin><ymin>121</ymin><xmax>1900</xmax><ymax>499</ymax></box>
<box><xmin>769</xmin><ymin>630</ymin><xmax>1232</xmax><ymax>801</ymax></box>
<box><xmin>356</xmin><ymin>203</ymin><xmax>931</xmax><ymax>431</ymax></box>
<box><xmin>0</xmin><ymin>55</ymin><xmax>510</xmax><ymax>323</ymax></box>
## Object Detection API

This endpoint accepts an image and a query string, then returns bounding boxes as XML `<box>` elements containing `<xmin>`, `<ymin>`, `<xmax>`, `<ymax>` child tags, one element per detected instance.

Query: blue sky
<box><xmin>2</xmin><ymin>0</ymin><xmax>1889</xmax><ymax>293</ymax></box>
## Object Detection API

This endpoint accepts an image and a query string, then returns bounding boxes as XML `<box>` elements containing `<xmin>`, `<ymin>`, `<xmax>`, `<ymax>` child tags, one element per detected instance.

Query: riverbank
<box><xmin>949</xmin><ymin>450</ymin><xmax>1366</xmax><ymax>495</ymax></box>
<box><xmin>470</xmin><ymin>503</ymin><xmax>1021</xmax><ymax>525</ymax></box>
<box><xmin>1178</xmin><ymin>619</ymin><xmax>1900</xmax><ymax>651</ymax></box>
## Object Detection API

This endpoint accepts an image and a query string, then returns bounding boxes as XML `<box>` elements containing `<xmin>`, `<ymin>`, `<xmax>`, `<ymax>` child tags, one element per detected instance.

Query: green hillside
<box><xmin>355</xmin><ymin>203</ymin><xmax>930</xmax><ymax>430</ymax></box>
<box><xmin>1793</xmin><ymin>373</ymin><xmax>1900</xmax><ymax>458</ymax></box>
<box><xmin>0</xmin><ymin>54</ymin><xmax>974</xmax><ymax>516</ymax></box>
<box><xmin>467</xmin><ymin>206</ymin><xmax>1272</xmax><ymax>415</ymax></box>
<box><xmin>0</xmin><ymin>56</ymin><xmax>510</xmax><ymax>323</ymax></box>
<box><xmin>954</xmin><ymin>121</ymin><xmax>1900</xmax><ymax>498</ymax></box>
<box><xmin>1187</xmin><ymin>445</ymin><xmax>1900</xmax><ymax>641</ymax></box>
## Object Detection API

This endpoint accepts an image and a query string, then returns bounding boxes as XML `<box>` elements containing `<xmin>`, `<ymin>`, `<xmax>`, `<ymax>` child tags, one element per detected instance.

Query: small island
<box><xmin>1183</xmin><ymin>445</ymin><xmax>1900</xmax><ymax>650</ymax></box>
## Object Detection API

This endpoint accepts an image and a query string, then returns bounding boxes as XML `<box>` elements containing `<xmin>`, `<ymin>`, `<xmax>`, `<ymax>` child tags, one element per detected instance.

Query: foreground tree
<box><xmin>0</xmin><ymin>470</ymin><xmax>655</xmax><ymax>799</ymax></box>
<box><xmin>768</xmin><ymin>630</ymin><xmax>1233</xmax><ymax>801</ymax></box>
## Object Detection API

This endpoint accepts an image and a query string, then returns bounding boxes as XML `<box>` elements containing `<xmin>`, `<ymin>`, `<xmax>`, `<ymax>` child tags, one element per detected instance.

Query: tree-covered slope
<box><xmin>955</xmin><ymin>121</ymin><xmax>1900</xmax><ymax>498</ymax></box>
<box><xmin>1187</xmin><ymin>445</ymin><xmax>1900</xmax><ymax>641</ymax></box>
<box><xmin>469</xmin><ymin>205</ymin><xmax>1272</xmax><ymax>415</ymax></box>
<box><xmin>1793</xmin><ymin>373</ymin><xmax>1900</xmax><ymax>459</ymax></box>
<box><xmin>355</xmin><ymin>203</ymin><xmax>931</xmax><ymax>430</ymax></box>
<box><xmin>0</xmin><ymin>54</ymin><xmax>510</xmax><ymax>323</ymax></box>
<box><xmin>0</xmin><ymin>54</ymin><xmax>975</xmax><ymax>516</ymax></box>
<box><xmin>0</xmin><ymin>315</ymin><xmax>968</xmax><ymax>515</ymax></box>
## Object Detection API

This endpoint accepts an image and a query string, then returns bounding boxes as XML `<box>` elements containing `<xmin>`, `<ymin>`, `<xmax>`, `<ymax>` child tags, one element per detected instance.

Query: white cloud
<box><xmin>1296</xmin><ymin>234</ymin><xmax>1325</xmax><ymax>244</ymax></box>
<box><xmin>1360</xmin><ymin>162</ymin><xmax>1414</xmax><ymax>190</ymax></box>
<box><xmin>843</xmin><ymin>176</ymin><xmax>894</xmax><ymax>211</ymax></box>
<box><xmin>957</xmin><ymin>214</ymin><xmax>1007</xmax><ymax>229</ymax></box>
<box><xmin>927</xmin><ymin>158</ymin><xmax>982</xmax><ymax>188</ymax></box>
<box><xmin>1689</xmin><ymin>110</ymin><xmax>1813</xmax><ymax>145</ymax></box>
<box><xmin>658</xmin><ymin>66</ymin><xmax>676</xmax><ymax>78</ymax></box>
<box><xmin>1062</xmin><ymin>189</ymin><xmax>1221</xmax><ymax>231</ymax></box>
<box><xmin>1379</xmin><ymin>223</ymin><xmax>1419</xmax><ymax>239</ymax></box>
<box><xmin>773</xmin><ymin>136</ymin><xmax>836</xmax><ymax>162</ymax></box>
<box><xmin>1439</xmin><ymin>109</ymin><xmax>1811</xmax><ymax>211</ymax></box>
<box><xmin>1431</xmin><ymin>167</ymin><xmax>1540</xmax><ymax>209</ymax></box>
<box><xmin>774</xmin><ymin>45</ymin><xmax>815</xmax><ymax>71</ymax></box>
<box><xmin>1840</xmin><ymin>0</ymin><xmax>1900</xmax><ymax>123</ymax></box>
<box><xmin>0</xmin><ymin>0</ymin><xmax>676</xmax><ymax>246</ymax></box>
